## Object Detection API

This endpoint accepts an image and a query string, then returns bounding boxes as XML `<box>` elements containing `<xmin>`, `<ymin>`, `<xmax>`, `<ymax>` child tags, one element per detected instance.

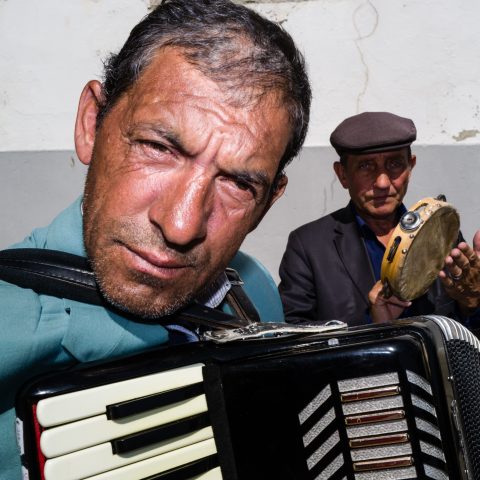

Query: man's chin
<box><xmin>98</xmin><ymin>285</ymin><xmax>195</xmax><ymax>320</ymax></box>
<box><xmin>367</xmin><ymin>201</ymin><xmax>398</xmax><ymax>217</ymax></box>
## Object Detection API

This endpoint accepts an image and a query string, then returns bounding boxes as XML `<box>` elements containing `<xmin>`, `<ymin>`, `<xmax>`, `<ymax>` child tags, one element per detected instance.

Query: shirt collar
<box><xmin>350</xmin><ymin>201</ymin><xmax>407</xmax><ymax>235</ymax></box>
<box><xmin>195</xmin><ymin>272</ymin><xmax>232</xmax><ymax>308</ymax></box>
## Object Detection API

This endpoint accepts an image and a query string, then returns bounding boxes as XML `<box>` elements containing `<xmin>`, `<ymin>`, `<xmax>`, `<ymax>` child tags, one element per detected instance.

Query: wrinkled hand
<box><xmin>368</xmin><ymin>280</ymin><xmax>412</xmax><ymax>324</ymax></box>
<box><xmin>439</xmin><ymin>230</ymin><xmax>480</xmax><ymax>313</ymax></box>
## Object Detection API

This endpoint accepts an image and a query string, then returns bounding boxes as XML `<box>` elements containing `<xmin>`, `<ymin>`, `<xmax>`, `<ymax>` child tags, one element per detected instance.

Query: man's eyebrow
<box><xmin>386</xmin><ymin>153</ymin><xmax>408</xmax><ymax>161</ymax></box>
<box><xmin>229</xmin><ymin>169</ymin><xmax>271</xmax><ymax>195</ymax></box>
<box><xmin>133</xmin><ymin>124</ymin><xmax>189</xmax><ymax>154</ymax></box>
<box><xmin>355</xmin><ymin>156</ymin><xmax>375</xmax><ymax>163</ymax></box>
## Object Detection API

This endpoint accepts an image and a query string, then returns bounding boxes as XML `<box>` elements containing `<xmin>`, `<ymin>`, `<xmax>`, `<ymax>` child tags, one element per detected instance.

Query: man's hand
<box><xmin>368</xmin><ymin>281</ymin><xmax>412</xmax><ymax>324</ymax></box>
<box><xmin>439</xmin><ymin>230</ymin><xmax>480</xmax><ymax>313</ymax></box>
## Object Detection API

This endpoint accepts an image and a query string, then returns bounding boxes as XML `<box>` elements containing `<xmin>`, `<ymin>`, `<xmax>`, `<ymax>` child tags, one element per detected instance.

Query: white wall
<box><xmin>1</xmin><ymin>0</ymin><xmax>479</xmax><ymax>282</ymax></box>
<box><xmin>0</xmin><ymin>0</ymin><xmax>147</xmax><ymax>151</ymax></box>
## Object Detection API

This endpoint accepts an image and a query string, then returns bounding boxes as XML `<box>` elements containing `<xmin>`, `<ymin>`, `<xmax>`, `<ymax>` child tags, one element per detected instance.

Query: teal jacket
<box><xmin>0</xmin><ymin>197</ymin><xmax>283</xmax><ymax>479</ymax></box>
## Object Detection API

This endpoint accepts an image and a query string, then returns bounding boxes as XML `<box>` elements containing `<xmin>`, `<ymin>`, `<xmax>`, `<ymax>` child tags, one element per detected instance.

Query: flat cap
<box><xmin>330</xmin><ymin>112</ymin><xmax>416</xmax><ymax>156</ymax></box>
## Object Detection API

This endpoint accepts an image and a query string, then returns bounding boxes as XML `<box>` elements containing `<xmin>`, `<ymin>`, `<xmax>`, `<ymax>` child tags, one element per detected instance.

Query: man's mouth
<box><xmin>120</xmin><ymin>243</ymin><xmax>193</xmax><ymax>279</ymax></box>
<box><xmin>372</xmin><ymin>195</ymin><xmax>391</xmax><ymax>203</ymax></box>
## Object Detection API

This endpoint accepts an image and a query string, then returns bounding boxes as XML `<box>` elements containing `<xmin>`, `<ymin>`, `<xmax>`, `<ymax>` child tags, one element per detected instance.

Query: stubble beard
<box><xmin>83</xmin><ymin>198</ymin><xmax>208</xmax><ymax>320</ymax></box>
<box><xmin>92</xmin><ymin>251</ymin><xmax>195</xmax><ymax>319</ymax></box>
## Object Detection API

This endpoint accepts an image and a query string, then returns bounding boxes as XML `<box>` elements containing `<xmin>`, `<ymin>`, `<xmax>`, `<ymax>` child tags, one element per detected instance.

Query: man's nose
<box><xmin>374</xmin><ymin>171</ymin><xmax>391</xmax><ymax>189</ymax></box>
<box><xmin>149</xmin><ymin>174</ymin><xmax>213</xmax><ymax>246</ymax></box>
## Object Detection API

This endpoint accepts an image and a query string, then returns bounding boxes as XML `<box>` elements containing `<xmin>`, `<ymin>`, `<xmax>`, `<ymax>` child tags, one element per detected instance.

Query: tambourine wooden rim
<box><xmin>381</xmin><ymin>197</ymin><xmax>460</xmax><ymax>300</ymax></box>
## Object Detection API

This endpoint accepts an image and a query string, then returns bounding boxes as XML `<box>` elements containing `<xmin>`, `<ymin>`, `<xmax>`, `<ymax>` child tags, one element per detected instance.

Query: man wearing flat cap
<box><xmin>279</xmin><ymin>111</ymin><xmax>480</xmax><ymax>325</ymax></box>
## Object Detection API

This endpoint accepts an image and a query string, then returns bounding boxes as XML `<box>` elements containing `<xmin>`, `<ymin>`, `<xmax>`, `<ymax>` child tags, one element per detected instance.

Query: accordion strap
<box><xmin>225</xmin><ymin>267</ymin><xmax>260</xmax><ymax>323</ymax></box>
<box><xmin>0</xmin><ymin>248</ymin><xmax>255</xmax><ymax>330</ymax></box>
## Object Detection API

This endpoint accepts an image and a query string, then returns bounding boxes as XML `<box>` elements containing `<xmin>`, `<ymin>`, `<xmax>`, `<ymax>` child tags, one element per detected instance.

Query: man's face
<box><xmin>334</xmin><ymin>148</ymin><xmax>416</xmax><ymax>221</ymax></box>
<box><xmin>77</xmin><ymin>48</ymin><xmax>290</xmax><ymax>318</ymax></box>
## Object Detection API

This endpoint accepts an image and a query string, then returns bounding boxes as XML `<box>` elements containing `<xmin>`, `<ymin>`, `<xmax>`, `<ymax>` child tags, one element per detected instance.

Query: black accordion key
<box><xmin>112</xmin><ymin>413</ymin><xmax>210</xmax><ymax>454</ymax></box>
<box><xmin>107</xmin><ymin>382</ymin><xmax>205</xmax><ymax>420</ymax></box>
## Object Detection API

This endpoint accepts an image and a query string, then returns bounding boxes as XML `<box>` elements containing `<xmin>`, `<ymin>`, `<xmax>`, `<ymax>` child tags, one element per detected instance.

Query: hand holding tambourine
<box><xmin>372</xmin><ymin>196</ymin><xmax>480</xmax><ymax>322</ymax></box>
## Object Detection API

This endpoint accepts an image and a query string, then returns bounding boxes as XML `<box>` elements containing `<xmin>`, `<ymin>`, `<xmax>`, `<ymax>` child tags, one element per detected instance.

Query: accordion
<box><xmin>16</xmin><ymin>315</ymin><xmax>480</xmax><ymax>480</ymax></box>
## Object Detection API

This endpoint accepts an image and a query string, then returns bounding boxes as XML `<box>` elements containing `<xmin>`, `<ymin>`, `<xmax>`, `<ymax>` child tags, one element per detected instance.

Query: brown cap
<box><xmin>330</xmin><ymin>112</ymin><xmax>416</xmax><ymax>157</ymax></box>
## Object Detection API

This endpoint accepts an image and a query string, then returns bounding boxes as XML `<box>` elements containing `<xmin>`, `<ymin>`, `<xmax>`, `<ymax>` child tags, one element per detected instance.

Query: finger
<box><xmin>444</xmin><ymin>255</ymin><xmax>464</xmax><ymax>279</ymax></box>
<box><xmin>443</xmin><ymin>256</ymin><xmax>457</xmax><ymax>276</ymax></box>
<box><xmin>367</xmin><ymin>281</ymin><xmax>384</xmax><ymax>304</ymax></box>
<box><xmin>385</xmin><ymin>296</ymin><xmax>412</xmax><ymax>308</ymax></box>
<box><xmin>439</xmin><ymin>269</ymin><xmax>449</xmax><ymax>282</ymax></box>
<box><xmin>456</xmin><ymin>242</ymin><xmax>480</xmax><ymax>268</ymax></box>
<box><xmin>458</xmin><ymin>232</ymin><xmax>480</xmax><ymax>263</ymax></box>
<box><xmin>444</xmin><ymin>255</ymin><xmax>454</xmax><ymax>267</ymax></box>
<box><xmin>473</xmin><ymin>230</ymin><xmax>480</xmax><ymax>257</ymax></box>
<box><xmin>439</xmin><ymin>269</ymin><xmax>456</xmax><ymax>289</ymax></box>
<box><xmin>445</xmin><ymin>249</ymin><xmax>473</xmax><ymax>276</ymax></box>
<box><xmin>457</xmin><ymin>242</ymin><xmax>475</xmax><ymax>259</ymax></box>
<box><xmin>449</xmin><ymin>248</ymin><xmax>471</xmax><ymax>272</ymax></box>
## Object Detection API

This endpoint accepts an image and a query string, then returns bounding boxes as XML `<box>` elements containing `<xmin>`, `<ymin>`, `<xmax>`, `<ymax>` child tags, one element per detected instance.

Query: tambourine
<box><xmin>381</xmin><ymin>196</ymin><xmax>460</xmax><ymax>300</ymax></box>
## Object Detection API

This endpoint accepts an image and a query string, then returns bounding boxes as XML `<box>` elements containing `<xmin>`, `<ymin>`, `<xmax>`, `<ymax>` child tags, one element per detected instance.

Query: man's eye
<box><xmin>234</xmin><ymin>180</ymin><xmax>253</xmax><ymax>192</ymax></box>
<box><xmin>388</xmin><ymin>160</ymin><xmax>405</xmax><ymax>171</ymax></box>
<box><xmin>359</xmin><ymin>162</ymin><xmax>373</xmax><ymax>171</ymax></box>
<box><xmin>139</xmin><ymin>140</ymin><xmax>172</xmax><ymax>154</ymax></box>
<box><xmin>220</xmin><ymin>176</ymin><xmax>258</xmax><ymax>201</ymax></box>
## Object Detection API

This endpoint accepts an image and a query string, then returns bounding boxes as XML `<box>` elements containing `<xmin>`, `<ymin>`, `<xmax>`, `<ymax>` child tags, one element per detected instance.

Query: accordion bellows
<box><xmin>16</xmin><ymin>316</ymin><xmax>480</xmax><ymax>480</ymax></box>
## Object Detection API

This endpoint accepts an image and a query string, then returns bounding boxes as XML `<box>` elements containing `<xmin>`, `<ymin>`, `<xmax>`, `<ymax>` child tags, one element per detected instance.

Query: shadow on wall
<box><xmin>1</xmin><ymin>145</ymin><xmax>479</xmax><ymax>283</ymax></box>
<box><xmin>0</xmin><ymin>151</ymin><xmax>88</xmax><ymax>249</ymax></box>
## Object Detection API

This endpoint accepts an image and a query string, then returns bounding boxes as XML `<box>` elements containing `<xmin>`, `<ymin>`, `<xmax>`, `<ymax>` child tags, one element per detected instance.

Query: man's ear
<box><xmin>333</xmin><ymin>161</ymin><xmax>349</xmax><ymax>189</ymax></box>
<box><xmin>248</xmin><ymin>174</ymin><xmax>288</xmax><ymax>232</ymax></box>
<box><xmin>409</xmin><ymin>154</ymin><xmax>416</xmax><ymax>170</ymax></box>
<box><xmin>406</xmin><ymin>154</ymin><xmax>416</xmax><ymax>181</ymax></box>
<box><xmin>74</xmin><ymin>80</ymin><xmax>104</xmax><ymax>166</ymax></box>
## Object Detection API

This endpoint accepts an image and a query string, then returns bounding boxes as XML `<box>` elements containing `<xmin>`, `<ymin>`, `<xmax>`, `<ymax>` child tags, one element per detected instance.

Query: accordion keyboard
<box><xmin>32</xmin><ymin>363</ymin><xmax>222</xmax><ymax>480</ymax></box>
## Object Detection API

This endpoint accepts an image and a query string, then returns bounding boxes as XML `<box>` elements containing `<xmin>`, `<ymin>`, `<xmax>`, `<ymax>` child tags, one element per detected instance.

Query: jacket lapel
<box><xmin>333</xmin><ymin>206</ymin><xmax>375</xmax><ymax>307</ymax></box>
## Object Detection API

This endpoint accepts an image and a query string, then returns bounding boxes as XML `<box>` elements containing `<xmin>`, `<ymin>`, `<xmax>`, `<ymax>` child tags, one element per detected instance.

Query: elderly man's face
<box><xmin>334</xmin><ymin>148</ymin><xmax>416</xmax><ymax>222</ymax></box>
<box><xmin>75</xmin><ymin>48</ymin><xmax>290</xmax><ymax>318</ymax></box>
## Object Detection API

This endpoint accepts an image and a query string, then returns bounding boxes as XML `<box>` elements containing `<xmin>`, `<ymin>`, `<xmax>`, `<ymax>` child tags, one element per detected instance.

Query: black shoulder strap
<box><xmin>0</xmin><ymin>248</ymin><xmax>256</xmax><ymax>329</ymax></box>
<box><xmin>0</xmin><ymin>248</ymin><xmax>100</xmax><ymax>304</ymax></box>
<box><xmin>225</xmin><ymin>267</ymin><xmax>260</xmax><ymax>323</ymax></box>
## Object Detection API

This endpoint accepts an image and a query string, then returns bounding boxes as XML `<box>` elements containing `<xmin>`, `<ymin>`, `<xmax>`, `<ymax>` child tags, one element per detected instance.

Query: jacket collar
<box><xmin>44</xmin><ymin>196</ymin><xmax>87</xmax><ymax>256</ymax></box>
<box><xmin>332</xmin><ymin>203</ymin><xmax>375</xmax><ymax>306</ymax></box>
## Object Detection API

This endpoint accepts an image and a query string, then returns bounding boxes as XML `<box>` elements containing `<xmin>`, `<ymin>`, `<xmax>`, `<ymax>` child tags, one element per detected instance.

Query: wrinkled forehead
<box><xmin>117</xmin><ymin>46</ymin><xmax>285</xmax><ymax>115</ymax></box>
<box><xmin>116</xmin><ymin>48</ymin><xmax>288</xmax><ymax>124</ymax></box>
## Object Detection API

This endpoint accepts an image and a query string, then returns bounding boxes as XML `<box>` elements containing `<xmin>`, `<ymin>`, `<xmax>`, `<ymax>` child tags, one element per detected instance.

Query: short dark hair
<box><xmin>98</xmin><ymin>0</ymin><xmax>311</xmax><ymax>184</ymax></box>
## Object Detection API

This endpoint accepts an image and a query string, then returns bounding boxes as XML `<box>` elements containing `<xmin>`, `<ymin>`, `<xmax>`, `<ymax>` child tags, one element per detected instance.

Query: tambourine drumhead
<box><xmin>381</xmin><ymin>197</ymin><xmax>460</xmax><ymax>301</ymax></box>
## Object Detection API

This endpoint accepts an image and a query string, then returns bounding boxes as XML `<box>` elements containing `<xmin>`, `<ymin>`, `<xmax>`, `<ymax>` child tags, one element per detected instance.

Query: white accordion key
<box><xmin>36</xmin><ymin>363</ymin><xmax>205</xmax><ymax>427</ymax></box>
<box><xmin>84</xmin><ymin>438</ymin><xmax>218</xmax><ymax>480</ymax></box>
<box><xmin>43</xmin><ymin>427</ymin><xmax>215</xmax><ymax>480</ymax></box>
<box><xmin>40</xmin><ymin>394</ymin><xmax>208</xmax><ymax>458</ymax></box>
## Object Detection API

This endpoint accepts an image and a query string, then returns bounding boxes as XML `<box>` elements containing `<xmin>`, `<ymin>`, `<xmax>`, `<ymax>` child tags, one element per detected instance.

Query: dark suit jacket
<box><xmin>278</xmin><ymin>204</ymin><xmax>458</xmax><ymax>326</ymax></box>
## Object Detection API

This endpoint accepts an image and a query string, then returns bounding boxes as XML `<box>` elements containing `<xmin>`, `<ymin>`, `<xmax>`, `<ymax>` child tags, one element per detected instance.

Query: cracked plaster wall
<box><xmin>1</xmin><ymin>0</ymin><xmax>479</xmax><ymax>281</ymax></box>
<box><xmin>2</xmin><ymin>0</ymin><xmax>479</xmax><ymax>150</ymax></box>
